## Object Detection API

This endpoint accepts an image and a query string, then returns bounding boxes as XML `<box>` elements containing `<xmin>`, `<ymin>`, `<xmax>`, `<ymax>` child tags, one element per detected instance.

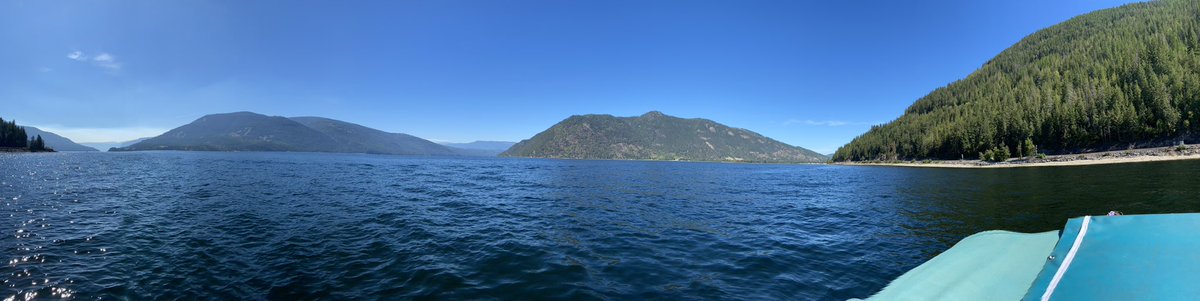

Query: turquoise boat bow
<box><xmin>854</xmin><ymin>213</ymin><xmax>1200</xmax><ymax>301</ymax></box>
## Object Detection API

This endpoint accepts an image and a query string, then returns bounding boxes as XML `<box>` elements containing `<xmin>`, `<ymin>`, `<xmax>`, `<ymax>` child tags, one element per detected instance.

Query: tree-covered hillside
<box><xmin>289</xmin><ymin>116</ymin><xmax>457</xmax><ymax>155</ymax></box>
<box><xmin>0</xmin><ymin>118</ymin><xmax>57</xmax><ymax>152</ymax></box>
<box><xmin>22</xmin><ymin>126</ymin><xmax>99</xmax><ymax>151</ymax></box>
<box><xmin>834</xmin><ymin>0</ymin><xmax>1200</xmax><ymax>161</ymax></box>
<box><xmin>501</xmin><ymin>111</ymin><xmax>827</xmax><ymax>163</ymax></box>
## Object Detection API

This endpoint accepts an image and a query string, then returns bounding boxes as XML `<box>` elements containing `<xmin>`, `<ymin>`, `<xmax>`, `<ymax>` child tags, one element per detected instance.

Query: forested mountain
<box><xmin>113</xmin><ymin>112</ymin><xmax>338</xmax><ymax>152</ymax></box>
<box><xmin>22</xmin><ymin>127</ymin><xmax>99</xmax><ymax>151</ymax></box>
<box><xmin>834</xmin><ymin>0</ymin><xmax>1200</xmax><ymax>161</ymax></box>
<box><xmin>289</xmin><ymin>117</ymin><xmax>457</xmax><ymax>155</ymax></box>
<box><xmin>1</xmin><ymin>118</ymin><xmax>97</xmax><ymax>152</ymax></box>
<box><xmin>112</xmin><ymin>112</ymin><xmax>457</xmax><ymax>155</ymax></box>
<box><xmin>501</xmin><ymin>111</ymin><xmax>827</xmax><ymax>163</ymax></box>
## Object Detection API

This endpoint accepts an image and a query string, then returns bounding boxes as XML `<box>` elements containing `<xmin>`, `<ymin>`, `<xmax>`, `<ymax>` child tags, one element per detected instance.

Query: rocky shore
<box><xmin>838</xmin><ymin>144</ymin><xmax>1200</xmax><ymax>168</ymax></box>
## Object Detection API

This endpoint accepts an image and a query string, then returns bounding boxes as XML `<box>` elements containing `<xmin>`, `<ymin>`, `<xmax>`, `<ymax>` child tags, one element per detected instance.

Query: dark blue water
<box><xmin>3</xmin><ymin>152</ymin><xmax>1199</xmax><ymax>300</ymax></box>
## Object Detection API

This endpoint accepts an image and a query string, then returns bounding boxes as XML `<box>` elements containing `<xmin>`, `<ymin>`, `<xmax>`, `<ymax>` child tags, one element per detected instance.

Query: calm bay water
<box><xmin>2</xmin><ymin>151</ymin><xmax>1199</xmax><ymax>300</ymax></box>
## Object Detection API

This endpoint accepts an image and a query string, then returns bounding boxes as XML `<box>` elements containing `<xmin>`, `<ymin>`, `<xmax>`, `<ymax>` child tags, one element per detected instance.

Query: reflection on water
<box><xmin>2</xmin><ymin>152</ymin><xmax>1198</xmax><ymax>300</ymax></box>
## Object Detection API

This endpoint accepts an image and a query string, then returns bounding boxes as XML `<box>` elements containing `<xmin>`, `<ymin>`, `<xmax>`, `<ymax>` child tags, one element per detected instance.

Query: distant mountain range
<box><xmin>68</xmin><ymin>111</ymin><xmax>823</xmax><ymax>162</ymax></box>
<box><xmin>22</xmin><ymin>127</ymin><xmax>98</xmax><ymax>151</ymax></box>
<box><xmin>80</xmin><ymin>137</ymin><xmax>150</xmax><ymax>152</ymax></box>
<box><xmin>501</xmin><ymin>111</ymin><xmax>827</xmax><ymax>163</ymax></box>
<box><xmin>439</xmin><ymin>141</ymin><xmax>517</xmax><ymax>156</ymax></box>
<box><xmin>111</xmin><ymin>112</ymin><xmax>460</xmax><ymax>156</ymax></box>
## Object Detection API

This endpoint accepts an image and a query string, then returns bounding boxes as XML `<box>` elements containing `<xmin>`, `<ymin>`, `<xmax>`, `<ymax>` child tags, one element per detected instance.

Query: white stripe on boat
<box><xmin>1041</xmin><ymin>215</ymin><xmax>1091</xmax><ymax>301</ymax></box>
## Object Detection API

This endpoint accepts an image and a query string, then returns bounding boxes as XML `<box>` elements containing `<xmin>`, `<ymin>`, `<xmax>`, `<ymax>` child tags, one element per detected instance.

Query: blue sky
<box><xmin>1</xmin><ymin>0</ymin><xmax>1142</xmax><ymax>153</ymax></box>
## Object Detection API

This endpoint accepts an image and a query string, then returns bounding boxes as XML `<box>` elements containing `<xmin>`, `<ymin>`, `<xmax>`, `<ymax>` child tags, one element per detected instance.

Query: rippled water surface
<box><xmin>3</xmin><ymin>152</ymin><xmax>1199</xmax><ymax>300</ymax></box>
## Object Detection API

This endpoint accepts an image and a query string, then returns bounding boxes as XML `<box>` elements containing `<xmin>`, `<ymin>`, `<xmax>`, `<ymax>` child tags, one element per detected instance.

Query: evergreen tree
<box><xmin>1024</xmin><ymin>137</ymin><xmax>1038</xmax><ymax>158</ymax></box>
<box><xmin>0</xmin><ymin>118</ymin><xmax>30</xmax><ymax>148</ymax></box>
<box><xmin>26</xmin><ymin>135</ymin><xmax>46</xmax><ymax>151</ymax></box>
<box><xmin>34</xmin><ymin>135</ymin><xmax>46</xmax><ymax>151</ymax></box>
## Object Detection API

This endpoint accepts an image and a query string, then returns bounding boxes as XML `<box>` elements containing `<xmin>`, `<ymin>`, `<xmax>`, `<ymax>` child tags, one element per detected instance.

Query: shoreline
<box><xmin>499</xmin><ymin>155</ymin><xmax>827</xmax><ymax>165</ymax></box>
<box><xmin>0</xmin><ymin>147</ymin><xmax>55</xmax><ymax>153</ymax></box>
<box><xmin>837</xmin><ymin>144</ymin><xmax>1200</xmax><ymax>169</ymax></box>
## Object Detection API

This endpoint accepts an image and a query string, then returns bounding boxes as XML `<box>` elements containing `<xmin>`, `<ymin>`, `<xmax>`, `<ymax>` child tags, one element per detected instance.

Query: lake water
<box><xmin>3</xmin><ymin>152</ymin><xmax>1198</xmax><ymax>300</ymax></box>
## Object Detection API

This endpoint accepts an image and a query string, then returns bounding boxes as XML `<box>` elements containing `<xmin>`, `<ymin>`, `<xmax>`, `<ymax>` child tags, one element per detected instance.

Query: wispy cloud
<box><xmin>65</xmin><ymin>50</ymin><xmax>122</xmax><ymax>71</ymax></box>
<box><xmin>783</xmin><ymin>119</ymin><xmax>881</xmax><ymax>127</ymax></box>
<box><xmin>91</xmin><ymin>52</ymin><xmax>121</xmax><ymax>70</ymax></box>
<box><xmin>66</xmin><ymin>50</ymin><xmax>86</xmax><ymax>61</ymax></box>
